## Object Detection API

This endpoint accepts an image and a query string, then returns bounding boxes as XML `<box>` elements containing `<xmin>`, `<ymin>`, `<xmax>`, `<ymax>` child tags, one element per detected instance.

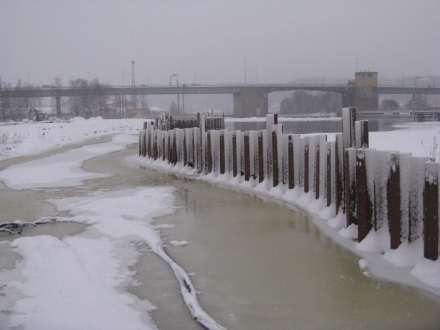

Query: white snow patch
<box><xmin>370</xmin><ymin>123</ymin><xmax>440</xmax><ymax>160</ymax></box>
<box><xmin>356</xmin><ymin>227</ymin><xmax>389</xmax><ymax>253</ymax></box>
<box><xmin>338</xmin><ymin>224</ymin><xmax>357</xmax><ymax>240</ymax></box>
<box><xmin>358</xmin><ymin>259</ymin><xmax>368</xmax><ymax>270</ymax></box>
<box><xmin>0</xmin><ymin>118</ymin><xmax>143</xmax><ymax>161</ymax></box>
<box><xmin>384</xmin><ymin>240</ymin><xmax>424</xmax><ymax>268</ymax></box>
<box><xmin>0</xmin><ymin>134</ymin><xmax>137</xmax><ymax>189</ymax></box>
<box><xmin>411</xmin><ymin>259</ymin><xmax>440</xmax><ymax>288</ymax></box>
<box><xmin>4</xmin><ymin>235</ymin><xmax>158</xmax><ymax>330</ymax></box>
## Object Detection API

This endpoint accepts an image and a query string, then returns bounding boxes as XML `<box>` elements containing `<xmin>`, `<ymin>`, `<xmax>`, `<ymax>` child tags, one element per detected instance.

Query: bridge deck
<box><xmin>1</xmin><ymin>84</ymin><xmax>439</xmax><ymax>98</ymax></box>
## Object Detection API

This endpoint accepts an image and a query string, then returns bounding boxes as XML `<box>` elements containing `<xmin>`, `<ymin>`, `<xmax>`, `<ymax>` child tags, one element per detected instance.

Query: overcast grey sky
<box><xmin>1</xmin><ymin>0</ymin><xmax>439</xmax><ymax>86</ymax></box>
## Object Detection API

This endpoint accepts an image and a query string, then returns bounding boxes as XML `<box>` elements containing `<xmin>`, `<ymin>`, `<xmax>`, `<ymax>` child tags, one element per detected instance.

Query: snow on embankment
<box><xmin>0</xmin><ymin>117</ymin><xmax>143</xmax><ymax>161</ymax></box>
<box><xmin>0</xmin><ymin>187</ymin><xmax>225</xmax><ymax>330</ymax></box>
<box><xmin>0</xmin><ymin>134</ymin><xmax>138</xmax><ymax>189</ymax></box>
<box><xmin>370</xmin><ymin>122</ymin><xmax>440</xmax><ymax>159</ymax></box>
<box><xmin>134</xmin><ymin>156</ymin><xmax>440</xmax><ymax>298</ymax></box>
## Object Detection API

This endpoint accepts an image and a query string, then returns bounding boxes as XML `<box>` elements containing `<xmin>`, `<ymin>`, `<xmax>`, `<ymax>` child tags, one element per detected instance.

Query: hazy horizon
<box><xmin>1</xmin><ymin>0</ymin><xmax>439</xmax><ymax>86</ymax></box>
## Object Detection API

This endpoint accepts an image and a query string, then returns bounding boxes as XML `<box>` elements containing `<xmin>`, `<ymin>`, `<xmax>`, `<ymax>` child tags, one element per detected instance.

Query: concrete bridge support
<box><xmin>0</xmin><ymin>93</ymin><xmax>9</xmax><ymax>120</ymax></box>
<box><xmin>233</xmin><ymin>88</ymin><xmax>269</xmax><ymax>117</ymax></box>
<box><xmin>341</xmin><ymin>87</ymin><xmax>379</xmax><ymax>110</ymax></box>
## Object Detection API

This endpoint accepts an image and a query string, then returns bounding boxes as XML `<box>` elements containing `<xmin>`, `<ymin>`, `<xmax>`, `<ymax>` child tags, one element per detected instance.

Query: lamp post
<box><xmin>169</xmin><ymin>73</ymin><xmax>180</xmax><ymax>113</ymax></box>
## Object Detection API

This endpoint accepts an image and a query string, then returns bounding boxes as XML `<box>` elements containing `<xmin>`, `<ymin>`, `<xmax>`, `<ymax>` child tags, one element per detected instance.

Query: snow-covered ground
<box><xmin>0</xmin><ymin>123</ymin><xmax>225</xmax><ymax>330</ymax></box>
<box><xmin>370</xmin><ymin>122</ymin><xmax>440</xmax><ymax>160</ymax></box>
<box><xmin>0</xmin><ymin>134</ymin><xmax>137</xmax><ymax>189</ymax></box>
<box><xmin>1</xmin><ymin>118</ymin><xmax>440</xmax><ymax>329</ymax></box>
<box><xmin>0</xmin><ymin>117</ymin><xmax>143</xmax><ymax>161</ymax></box>
<box><xmin>0</xmin><ymin>188</ymin><xmax>175</xmax><ymax>330</ymax></box>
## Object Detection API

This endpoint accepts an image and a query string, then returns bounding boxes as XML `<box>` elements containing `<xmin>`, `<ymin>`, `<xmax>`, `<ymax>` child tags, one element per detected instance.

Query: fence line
<box><xmin>139</xmin><ymin>108</ymin><xmax>439</xmax><ymax>262</ymax></box>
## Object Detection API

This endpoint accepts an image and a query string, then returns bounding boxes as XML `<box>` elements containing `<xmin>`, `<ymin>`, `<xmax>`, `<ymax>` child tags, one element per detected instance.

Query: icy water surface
<box><xmin>1</xmin><ymin>140</ymin><xmax>440</xmax><ymax>330</ymax></box>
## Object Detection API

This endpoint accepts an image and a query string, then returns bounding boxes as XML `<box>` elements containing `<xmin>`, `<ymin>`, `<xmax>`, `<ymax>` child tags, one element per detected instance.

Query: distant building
<box><xmin>346</xmin><ymin>72</ymin><xmax>379</xmax><ymax>111</ymax></box>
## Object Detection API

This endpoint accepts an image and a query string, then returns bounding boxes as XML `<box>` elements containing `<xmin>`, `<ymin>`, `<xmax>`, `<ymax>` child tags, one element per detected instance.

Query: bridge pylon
<box><xmin>233</xmin><ymin>87</ymin><xmax>269</xmax><ymax>117</ymax></box>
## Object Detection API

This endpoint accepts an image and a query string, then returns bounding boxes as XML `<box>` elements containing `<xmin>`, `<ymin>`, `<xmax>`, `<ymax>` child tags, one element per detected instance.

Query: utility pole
<box><xmin>131</xmin><ymin>60</ymin><xmax>137</xmax><ymax>111</ymax></box>
<box><xmin>169</xmin><ymin>73</ymin><xmax>180</xmax><ymax>113</ymax></box>
<box><xmin>243</xmin><ymin>56</ymin><xmax>248</xmax><ymax>84</ymax></box>
<box><xmin>131</xmin><ymin>60</ymin><xmax>136</xmax><ymax>87</ymax></box>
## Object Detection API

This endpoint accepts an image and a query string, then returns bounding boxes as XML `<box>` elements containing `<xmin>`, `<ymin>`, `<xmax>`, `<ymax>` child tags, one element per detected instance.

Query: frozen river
<box><xmin>1</xmin><ymin>136</ymin><xmax>439</xmax><ymax>329</ymax></box>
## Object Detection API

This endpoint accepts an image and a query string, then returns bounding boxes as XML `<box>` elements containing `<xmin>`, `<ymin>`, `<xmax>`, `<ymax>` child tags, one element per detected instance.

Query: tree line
<box><xmin>0</xmin><ymin>78</ymin><xmax>150</xmax><ymax>120</ymax></box>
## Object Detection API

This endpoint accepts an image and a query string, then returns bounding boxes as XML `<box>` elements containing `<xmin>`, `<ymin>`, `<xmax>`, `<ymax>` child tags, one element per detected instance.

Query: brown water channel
<box><xmin>1</xmin><ymin>140</ymin><xmax>440</xmax><ymax>330</ymax></box>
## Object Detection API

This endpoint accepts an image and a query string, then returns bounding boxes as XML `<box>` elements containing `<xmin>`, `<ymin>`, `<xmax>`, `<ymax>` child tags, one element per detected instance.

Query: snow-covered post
<box><xmin>342</xmin><ymin>107</ymin><xmax>356</xmax><ymax>215</ymax></box>
<box><xmin>355</xmin><ymin>120</ymin><xmax>369</xmax><ymax>148</ymax></box>
<box><xmin>169</xmin><ymin>131</ymin><xmax>173</xmax><ymax>163</ymax></box>
<box><xmin>326</xmin><ymin>142</ymin><xmax>332</xmax><ymax>207</ymax></box>
<box><xmin>388</xmin><ymin>153</ymin><xmax>402</xmax><ymax>249</ymax></box>
<box><xmin>304</xmin><ymin>138</ymin><xmax>309</xmax><ymax>193</ymax></box>
<box><xmin>190</xmin><ymin>129</ymin><xmax>195</xmax><ymax>167</ymax></box>
<box><xmin>166</xmin><ymin>133</ymin><xmax>171</xmax><ymax>163</ymax></box>
<box><xmin>183</xmin><ymin>130</ymin><xmax>188</xmax><ymax>166</ymax></box>
<box><xmin>162</xmin><ymin>133</ymin><xmax>166</xmax><ymax>161</ymax></box>
<box><xmin>220</xmin><ymin>132</ymin><xmax>225</xmax><ymax>174</ymax></box>
<box><xmin>335</xmin><ymin>134</ymin><xmax>343</xmax><ymax>213</ymax></box>
<box><xmin>288</xmin><ymin>135</ymin><xmax>294</xmax><ymax>189</ymax></box>
<box><xmin>407</xmin><ymin>157</ymin><xmax>426</xmax><ymax>243</ymax></box>
<box><xmin>319</xmin><ymin>136</ymin><xmax>327</xmax><ymax>200</ymax></box>
<box><xmin>237</xmin><ymin>131</ymin><xmax>244</xmax><ymax>176</ymax></box>
<box><xmin>293</xmin><ymin>135</ymin><xmax>302</xmax><ymax>188</ymax></box>
<box><xmin>356</xmin><ymin>149</ymin><xmax>372</xmax><ymax>241</ymax></box>
<box><xmin>244</xmin><ymin>133</ymin><xmax>250</xmax><ymax>181</ymax></box>
<box><xmin>145</xmin><ymin>129</ymin><xmax>149</xmax><ymax>157</ymax></box>
<box><xmin>258</xmin><ymin>132</ymin><xmax>264</xmax><ymax>183</ymax></box>
<box><xmin>225</xmin><ymin>130</ymin><xmax>232</xmax><ymax>175</ymax></box>
<box><xmin>315</xmin><ymin>142</ymin><xmax>320</xmax><ymax>199</ymax></box>
<box><xmin>138</xmin><ymin>131</ymin><xmax>142</xmax><ymax>156</ymax></box>
<box><xmin>206</xmin><ymin>131</ymin><xmax>212</xmax><ymax>174</ymax></box>
<box><xmin>142</xmin><ymin>130</ymin><xmax>147</xmax><ymax>157</ymax></box>
<box><xmin>345</xmin><ymin>148</ymin><xmax>357</xmax><ymax>226</ymax></box>
<box><xmin>171</xmin><ymin>129</ymin><xmax>177</xmax><ymax>165</ymax></box>
<box><xmin>342</xmin><ymin>107</ymin><xmax>357</xmax><ymax>149</ymax></box>
<box><xmin>153</xmin><ymin>131</ymin><xmax>158</xmax><ymax>160</ymax></box>
<box><xmin>266</xmin><ymin>115</ymin><xmax>275</xmax><ymax>182</ymax></box>
<box><xmin>197</xmin><ymin>128</ymin><xmax>203</xmax><ymax>172</ymax></box>
<box><xmin>249</xmin><ymin>131</ymin><xmax>257</xmax><ymax>180</ymax></box>
<box><xmin>423</xmin><ymin>162</ymin><xmax>439</xmax><ymax>261</ymax></box>
<box><xmin>146</xmin><ymin>129</ymin><xmax>150</xmax><ymax>158</ymax></box>
<box><xmin>232</xmin><ymin>133</ymin><xmax>238</xmax><ymax>177</ymax></box>
<box><xmin>272</xmin><ymin>130</ymin><xmax>279</xmax><ymax>187</ymax></box>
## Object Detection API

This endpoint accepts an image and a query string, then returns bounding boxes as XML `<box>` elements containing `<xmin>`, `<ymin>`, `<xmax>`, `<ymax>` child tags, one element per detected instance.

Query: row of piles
<box><xmin>139</xmin><ymin>109</ymin><xmax>439</xmax><ymax>262</ymax></box>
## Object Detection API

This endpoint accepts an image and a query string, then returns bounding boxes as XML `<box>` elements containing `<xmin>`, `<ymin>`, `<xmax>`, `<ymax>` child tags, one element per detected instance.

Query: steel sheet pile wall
<box><xmin>140</xmin><ymin>108</ymin><xmax>440</xmax><ymax>262</ymax></box>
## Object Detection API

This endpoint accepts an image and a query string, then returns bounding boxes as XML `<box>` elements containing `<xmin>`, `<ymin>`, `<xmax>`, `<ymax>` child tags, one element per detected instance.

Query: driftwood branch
<box><xmin>0</xmin><ymin>217</ymin><xmax>58</xmax><ymax>235</ymax></box>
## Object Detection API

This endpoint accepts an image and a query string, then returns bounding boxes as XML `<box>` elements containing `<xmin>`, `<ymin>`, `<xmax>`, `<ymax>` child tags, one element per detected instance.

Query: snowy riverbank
<box><xmin>135</xmin><ymin>119</ymin><xmax>440</xmax><ymax>299</ymax></box>
<box><xmin>0</xmin><ymin>117</ymin><xmax>144</xmax><ymax>161</ymax></box>
<box><xmin>0</xmin><ymin>134</ymin><xmax>225</xmax><ymax>330</ymax></box>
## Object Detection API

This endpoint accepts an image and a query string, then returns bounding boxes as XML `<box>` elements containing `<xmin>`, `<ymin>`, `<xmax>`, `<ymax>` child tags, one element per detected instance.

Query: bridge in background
<box><xmin>1</xmin><ymin>72</ymin><xmax>440</xmax><ymax>117</ymax></box>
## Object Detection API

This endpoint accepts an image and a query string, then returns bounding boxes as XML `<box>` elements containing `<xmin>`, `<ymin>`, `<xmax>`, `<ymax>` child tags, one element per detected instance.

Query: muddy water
<box><xmin>85</xmin><ymin>146</ymin><xmax>440</xmax><ymax>330</ymax></box>
<box><xmin>151</xmin><ymin>182</ymin><xmax>440</xmax><ymax>330</ymax></box>
<box><xmin>1</xmin><ymin>141</ymin><xmax>440</xmax><ymax>330</ymax></box>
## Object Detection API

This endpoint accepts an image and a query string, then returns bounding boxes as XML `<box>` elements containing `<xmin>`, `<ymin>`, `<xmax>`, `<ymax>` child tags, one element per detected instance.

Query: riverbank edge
<box><xmin>134</xmin><ymin>156</ymin><xmax>440</xmax><ymax>301</ymax></box>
